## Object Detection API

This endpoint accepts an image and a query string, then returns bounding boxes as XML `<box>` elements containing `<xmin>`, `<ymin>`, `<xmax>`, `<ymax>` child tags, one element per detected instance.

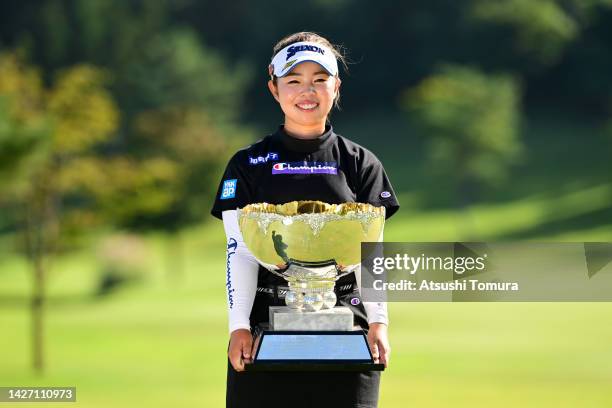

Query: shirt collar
<box><xmin>273</xmin><ymin>124</ymin><xmax>337</xmax><ymax>153</ymax></box>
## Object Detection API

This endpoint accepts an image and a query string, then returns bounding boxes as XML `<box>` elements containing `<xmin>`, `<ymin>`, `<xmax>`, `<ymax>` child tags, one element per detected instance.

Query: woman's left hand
<box><xmin>367</xmin><ymin>322</ymin><xmax>390</xmax><ymax>368</ymax></box>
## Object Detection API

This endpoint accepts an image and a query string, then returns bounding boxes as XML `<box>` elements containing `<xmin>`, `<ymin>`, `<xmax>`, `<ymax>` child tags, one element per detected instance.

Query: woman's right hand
<box><xmin>228</xmin><ymin>328</ymin><xmax>253</xmax><ymax>372</ymax></box>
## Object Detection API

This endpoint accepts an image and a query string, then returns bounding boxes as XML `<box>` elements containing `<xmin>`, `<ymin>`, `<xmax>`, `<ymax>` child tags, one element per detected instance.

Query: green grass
<box><xmin>1</xmin><ymin>183</ymin><xmax>612</xmax><ymax>407</ymax></box>
<box><xmin>0</xmin><ymin>222</ymin><xmax>229</xmax><ymax>408</ymax></box>
<box><xmin>385</xmin><ymin>182</ymin><xmax>612</xmax><ymax>241</ymax></box>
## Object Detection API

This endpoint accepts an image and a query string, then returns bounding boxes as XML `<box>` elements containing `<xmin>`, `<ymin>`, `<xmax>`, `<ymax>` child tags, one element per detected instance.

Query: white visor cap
<box><xmin>270</xmin><ymin>41</ymin><xmax>339</xmax><ymax>78</ymax></box>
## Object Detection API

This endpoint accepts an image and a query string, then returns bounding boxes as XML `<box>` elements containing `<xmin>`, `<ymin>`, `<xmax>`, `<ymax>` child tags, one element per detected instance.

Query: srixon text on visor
<box><xmin>286</xmin><ymin>45</ymin><xmax>326</xmax><ymax>59</ymax></box>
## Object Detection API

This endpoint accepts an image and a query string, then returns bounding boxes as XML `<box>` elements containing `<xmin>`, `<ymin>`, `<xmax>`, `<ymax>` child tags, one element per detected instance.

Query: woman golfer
<box><xmin>212</xmin><ymin>31</ymin><xmax>400</xmax><ymax>408</ymax></box>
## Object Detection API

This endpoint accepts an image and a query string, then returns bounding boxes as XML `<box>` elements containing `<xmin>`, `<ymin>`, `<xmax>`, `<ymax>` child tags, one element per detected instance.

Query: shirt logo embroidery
<box><xmin>272</xmin><ymin>162</ymin><xmax>338</xmax><ymax>175</ymax></box>
<box><xmin>380</xmin><ymin>191</ymin><xmax>391</xmax><ymax>199</ymax></box>
<box><xmin>226</xmin><ymin>238</ymin><xmax>238</xmax><ymax>309</ymax></box>
<box><xmin>220</xmin><ymin>179</ymin><xmax>237</xmax><ymax>199</ymax></box>
<box><xmin>249</xmin><ymin>152</ymin><xmax>279</xmax><ymax>165</ymax></box>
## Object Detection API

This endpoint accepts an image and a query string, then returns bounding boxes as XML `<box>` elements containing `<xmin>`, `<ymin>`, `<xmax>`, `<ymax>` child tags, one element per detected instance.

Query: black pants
<box><xmin>226</xmin><ymin>273</ymin><xmax>381</xmax><ymax>408</ymax></box>
<box><xmin>226</xmin><ymin>360</ymin><xmax>381</xmax><ymax>407</ymax></box>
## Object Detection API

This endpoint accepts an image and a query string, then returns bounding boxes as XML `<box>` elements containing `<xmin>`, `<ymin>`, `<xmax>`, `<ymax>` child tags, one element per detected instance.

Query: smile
<box><xmin>296</xmin><ymin>102</ymin><xmax>319</xmax><ymax>111</ymax></box>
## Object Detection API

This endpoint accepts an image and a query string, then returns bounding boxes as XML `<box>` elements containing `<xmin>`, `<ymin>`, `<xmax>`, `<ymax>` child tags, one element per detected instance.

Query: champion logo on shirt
<box><xmin>272</xmin><ymin>161</ymin><xmax>338</xmax><ymax>175</ymax></box>
<box><xmin>380</xmin><ymin>191</ymin><xmax>391</xmax><ymax>199</ymax></box>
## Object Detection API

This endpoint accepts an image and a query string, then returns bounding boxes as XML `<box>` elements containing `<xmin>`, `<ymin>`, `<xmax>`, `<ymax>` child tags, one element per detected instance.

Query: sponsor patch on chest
<box><xmin>249</xmin><ymin>152</ymin><xmax>279</xmax><ymax>165</ymax></box>
<box><xmin>272</xmin><ymin>161</ymin><xmax>338</xmax><ymax>175</ymax></box>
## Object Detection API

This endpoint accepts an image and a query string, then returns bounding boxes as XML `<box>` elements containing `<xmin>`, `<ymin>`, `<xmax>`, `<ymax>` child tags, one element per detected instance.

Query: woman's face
<box><xmin>268</xmin><ymin>61</ymin><xmax>341</xmax><ymax>133</ymax></box>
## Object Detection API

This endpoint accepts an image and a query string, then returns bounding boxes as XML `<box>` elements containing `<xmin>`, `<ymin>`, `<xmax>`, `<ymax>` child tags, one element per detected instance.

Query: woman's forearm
<box><xmin>222</xmin><ymin>210</ymin><xmax>259</xmax><ymax>334</ymax></box>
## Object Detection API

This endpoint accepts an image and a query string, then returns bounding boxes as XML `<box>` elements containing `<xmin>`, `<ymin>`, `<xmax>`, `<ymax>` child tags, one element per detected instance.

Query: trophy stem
<box><xmin>284</xmin><ymin>279</ymin><xmax>336</xmax><ymax>312</ymax></box>
<box><xmin>267</xmin><ymin>261</ymin><xmax>356</xmax><ymax>312</ymax></box>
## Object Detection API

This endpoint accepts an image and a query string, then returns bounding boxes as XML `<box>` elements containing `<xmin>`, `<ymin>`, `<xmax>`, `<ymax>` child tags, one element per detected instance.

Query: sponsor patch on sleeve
<box><xmin>380</xmin><ymin>191</ymin><xmax>392</xmax><ymax>199</ymax></box>
<box><xmin>220</xmin><ymin>179</ymin><xmax>237</xmax><ymax>200</ymax></box>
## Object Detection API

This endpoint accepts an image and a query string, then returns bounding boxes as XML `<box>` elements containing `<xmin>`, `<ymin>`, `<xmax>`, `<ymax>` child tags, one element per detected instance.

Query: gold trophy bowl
<box><xmin>238</xmin><ymin>201</ymin><xmax>385</xmax><ymax>312</ymax></box>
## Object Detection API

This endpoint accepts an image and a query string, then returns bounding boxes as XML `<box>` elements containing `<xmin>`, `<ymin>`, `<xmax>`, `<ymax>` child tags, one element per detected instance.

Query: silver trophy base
<box><xmin>269</xmin><ymin>306</ymin><xmax>354</xmax><ymax>331</ymax></box>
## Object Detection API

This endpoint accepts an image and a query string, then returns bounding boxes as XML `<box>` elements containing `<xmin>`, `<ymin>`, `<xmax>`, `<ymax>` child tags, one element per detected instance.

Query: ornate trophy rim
<box><xmin>239</xmin><ymin>200</ymin><xmax>385</xmax><ymax>218</ymax></box>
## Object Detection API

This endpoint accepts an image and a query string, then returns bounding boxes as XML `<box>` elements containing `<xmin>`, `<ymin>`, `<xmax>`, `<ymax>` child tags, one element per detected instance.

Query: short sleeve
<box><xmin>210</xmin><ymin>151</ymin><xmax>253</xmax><ymax>220</ymax></box>
<box><xmin>356</xmin><ymin>151</ymin><xmax>400</xmax><ymax>219</ymax></box>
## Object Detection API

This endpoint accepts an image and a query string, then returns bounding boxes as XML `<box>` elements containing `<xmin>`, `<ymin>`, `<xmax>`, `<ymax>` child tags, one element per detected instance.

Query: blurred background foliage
<box><xmin>402</xmin><ymin>64</ymin><xmax>522</xmax><ymax>205</ymax></box>
<box><xmin>1</xmin><ymin>1</ymin><xmax>611</xmax><ymax>407</ymax></box>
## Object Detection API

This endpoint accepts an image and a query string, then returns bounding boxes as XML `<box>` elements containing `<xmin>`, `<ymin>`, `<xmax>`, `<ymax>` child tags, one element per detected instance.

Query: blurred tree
<box><xmin>133</xmin><ymin>107</ymin><xmax>222</xmax><ymax>280</ymax></box>
<box><xmin>402</xmin><ymin>64</ymin><xmax>523</xmax><ymax>207</ymax></box>
<box><xmin>122</xmin><ymin>27</ymin><xmax>252</xmax><ymax>227</ymax></box>
<box><xmin>468</xmin><ymin>0</ymin><xmax>612</xmax><ymax>65</ymax></box>
<box><xmin>4</xmin><ymin>0</ymin><xmax>612</xmax><ymax>117</ymax></box>
<box><xmin>120</xmin><ymin>27</ymin><xmax>250</xmax><ymax>124</ymax></box>
<box><xmin>119</xmin><ymin>27</ymin><xmax>253</xmax><ymax>280</ymax></box>
<box><xmin>0</xmin><ymin>52</ymin><xmax>50</xmax><ymax>196</ymax></box>
<box><xmin>1</xmin><ymin>2</ymin><xmax>255</xmax><ymax>278</ymax></box>
<box><xmin>0</xmin><ymin>57</ymin><xmax>51</xmax><ymax>372</ymax></box>
<box><xmin>0</xmin><ymin>52</ymin><xmax>117</xmax><ymax>372</ymax></box>
<box><xmin>0</xmin><ymin>51</ymin><xmax>184</xmax><ymax>372</ymax></box>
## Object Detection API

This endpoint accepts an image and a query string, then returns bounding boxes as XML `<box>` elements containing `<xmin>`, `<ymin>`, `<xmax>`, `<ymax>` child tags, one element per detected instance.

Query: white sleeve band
<box><xmin>356</xmin><ymin>229</ymin><xmax>388</xmax><ymax>326</ymax></box>
<box><xmin>222</xmin><ymin>210</ymin><xmax>260</xmax><ymax>334</ymax></box>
